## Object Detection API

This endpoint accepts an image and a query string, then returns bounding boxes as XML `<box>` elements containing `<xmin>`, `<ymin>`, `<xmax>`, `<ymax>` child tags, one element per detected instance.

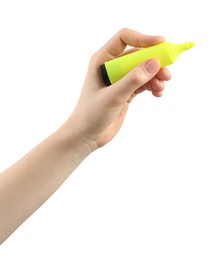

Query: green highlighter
<box><xmin>99</xmin><ymin>41</ymin><xmax>195</xmax><ymax>86</ymax></box>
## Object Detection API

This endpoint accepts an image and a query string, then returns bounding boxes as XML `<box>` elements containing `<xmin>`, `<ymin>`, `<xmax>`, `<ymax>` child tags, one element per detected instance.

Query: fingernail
<box><xmin>145</xmin><ymin>59</ymin><xmax>160</xmax><ymax>74</ymax></box>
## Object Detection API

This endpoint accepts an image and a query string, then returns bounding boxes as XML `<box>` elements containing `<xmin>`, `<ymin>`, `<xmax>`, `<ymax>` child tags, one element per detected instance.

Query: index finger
<box><xmin>98</xmin><ymin>28</ymin><xmax>165</xmax><ymax>60</ymax></box>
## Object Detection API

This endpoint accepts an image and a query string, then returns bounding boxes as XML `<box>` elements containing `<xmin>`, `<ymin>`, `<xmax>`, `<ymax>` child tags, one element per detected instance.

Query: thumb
<box><xmin>110</xmin><ymin>59</ymin><xmax>160</xmax><ymax>99</ymax></box>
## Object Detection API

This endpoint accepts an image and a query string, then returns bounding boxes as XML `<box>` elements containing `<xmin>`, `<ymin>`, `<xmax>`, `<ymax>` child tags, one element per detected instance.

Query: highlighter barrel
<box><xmin>99</xmin><ymin>41</ymin><xmax>195</xmax><ymax>86</ymax></box>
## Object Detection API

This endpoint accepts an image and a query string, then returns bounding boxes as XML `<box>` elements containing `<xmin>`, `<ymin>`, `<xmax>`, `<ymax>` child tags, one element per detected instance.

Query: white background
<box><xmin>0</xmin><ymin>0</ymin><xmax>224</xmax><ymax>259</ymax></box>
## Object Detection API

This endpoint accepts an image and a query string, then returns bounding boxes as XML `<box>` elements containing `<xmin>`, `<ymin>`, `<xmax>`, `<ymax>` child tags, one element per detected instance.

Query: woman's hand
<box><xmin>66</xmin><ymin>28</ymin><xmax>171</xmax><ymax>149</ymax></box>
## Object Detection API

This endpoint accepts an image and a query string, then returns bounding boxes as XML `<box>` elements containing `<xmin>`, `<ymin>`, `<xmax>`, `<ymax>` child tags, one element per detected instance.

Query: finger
<box><xmin>152</xmin><ymin>90</ymin><xmax>164</xmax><ymax>97</ymax></box>
<box><xmin>149</xmin><ymin>78</ymin><xmax>165</xmax><ymax>92</ymax></box>
<box><xmin>134</xmin><ymin>77</ymin><xmax>165</xmax><ymax>94</ymax></box>
<box><xmin>134</xmin><ymin>86</ymin><xmax>147</xmax><ymax>95</ymax></box>
<box><xmin>108</xmin><ymin>59</ymin><xmax>160</xmax><ymax>101</ymax></box>
<box><xmin>99</xmin><ymin>28</ymin><xmax>165</xmax><ymax>59</ymax></box>
<box><xmin>156</xmin><ymin>67</ymin><xmax>172</xmax><ymax>81</ymax></box>
<box><xmin>133</xmin><ymin>82</ymin><xmax>165</xmax><ymax>97</ymax></box>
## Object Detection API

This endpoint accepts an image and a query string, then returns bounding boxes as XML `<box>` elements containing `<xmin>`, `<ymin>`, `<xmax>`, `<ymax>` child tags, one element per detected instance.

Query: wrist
<box><xmin>57</xmin><ymin>120</ymin><xmax>98</xmax><ymax>161</ymax></box>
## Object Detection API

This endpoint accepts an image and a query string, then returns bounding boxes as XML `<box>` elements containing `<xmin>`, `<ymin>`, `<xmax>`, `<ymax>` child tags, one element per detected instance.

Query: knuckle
<box><xmin>118</xmin><ymin>28</ymin><xmax>130</xmax><ymax>37</ymax></box>
<box><xmin>90</xmin><ymin>51</ymin><xmax>99</xmax><ymax>63</ymax></box>
<box><xmin>128</xmin><ymin>69</ymin><xmax>146</xmax><ymax>85</ymax></box>
<box><xmin>119</xmin><ymin>28</ymin><xmax>128</xmax><ymax>34</ymax></box>
<box><xmin>89</xmin><ymin>50</ymin><xmax>104</xmax><ymax>69</ymax></box>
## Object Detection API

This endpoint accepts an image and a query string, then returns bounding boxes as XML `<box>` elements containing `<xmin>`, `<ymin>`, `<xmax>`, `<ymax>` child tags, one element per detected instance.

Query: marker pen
<box><xmin>99</xmin><ymin>41</ymin><xmax>195</xmax><ymax>86</ymax></box>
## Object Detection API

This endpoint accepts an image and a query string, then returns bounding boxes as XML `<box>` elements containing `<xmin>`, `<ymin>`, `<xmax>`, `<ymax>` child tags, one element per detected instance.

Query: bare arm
<box><xmin>0</xmin><ymin>28</ymin><xmax>171</xmax><ymax>244</ymax></box>
<box><xmin>0</xmin><ymin>126</ymin><xmax>96</xmax><ymax>243</ymax></box>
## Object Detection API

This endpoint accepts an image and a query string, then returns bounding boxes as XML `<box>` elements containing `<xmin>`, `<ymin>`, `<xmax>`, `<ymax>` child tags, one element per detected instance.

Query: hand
<box><xmin>66</xmin><ymin>28</ymin><xmax>171</xmax><ymax>149</ymax></box>
<box><xmin>0</xmin><ymin>29</ymin><xmax>171</xmax><ymax>245</ymax></box>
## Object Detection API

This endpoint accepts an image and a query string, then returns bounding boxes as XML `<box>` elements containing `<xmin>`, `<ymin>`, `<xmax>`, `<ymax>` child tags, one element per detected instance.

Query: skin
<box><xmin>0</xmin><ymin>28</ymin><xmax>171</xmax><ymax>244</ymax></box>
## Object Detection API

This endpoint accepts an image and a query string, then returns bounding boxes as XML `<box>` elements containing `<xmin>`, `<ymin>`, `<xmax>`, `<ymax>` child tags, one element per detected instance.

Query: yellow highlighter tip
<box><xmin>188</xmin><ymin>42</ymin><xmax>196</xmax><ymax>49</ymax></box>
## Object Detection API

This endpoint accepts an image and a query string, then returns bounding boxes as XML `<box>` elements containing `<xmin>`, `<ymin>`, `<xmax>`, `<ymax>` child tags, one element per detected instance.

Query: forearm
<box><xmin>0</xmin><ymin>124</ymin><xmax>95</xmax><ymax>244</ymax></box>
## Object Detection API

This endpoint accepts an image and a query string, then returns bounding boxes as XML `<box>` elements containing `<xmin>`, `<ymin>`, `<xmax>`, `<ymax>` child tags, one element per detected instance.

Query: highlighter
<box><xmin>99</xmin><ymin>41</ymin><xmax>195</xmax><ymax>86</ymax></box>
